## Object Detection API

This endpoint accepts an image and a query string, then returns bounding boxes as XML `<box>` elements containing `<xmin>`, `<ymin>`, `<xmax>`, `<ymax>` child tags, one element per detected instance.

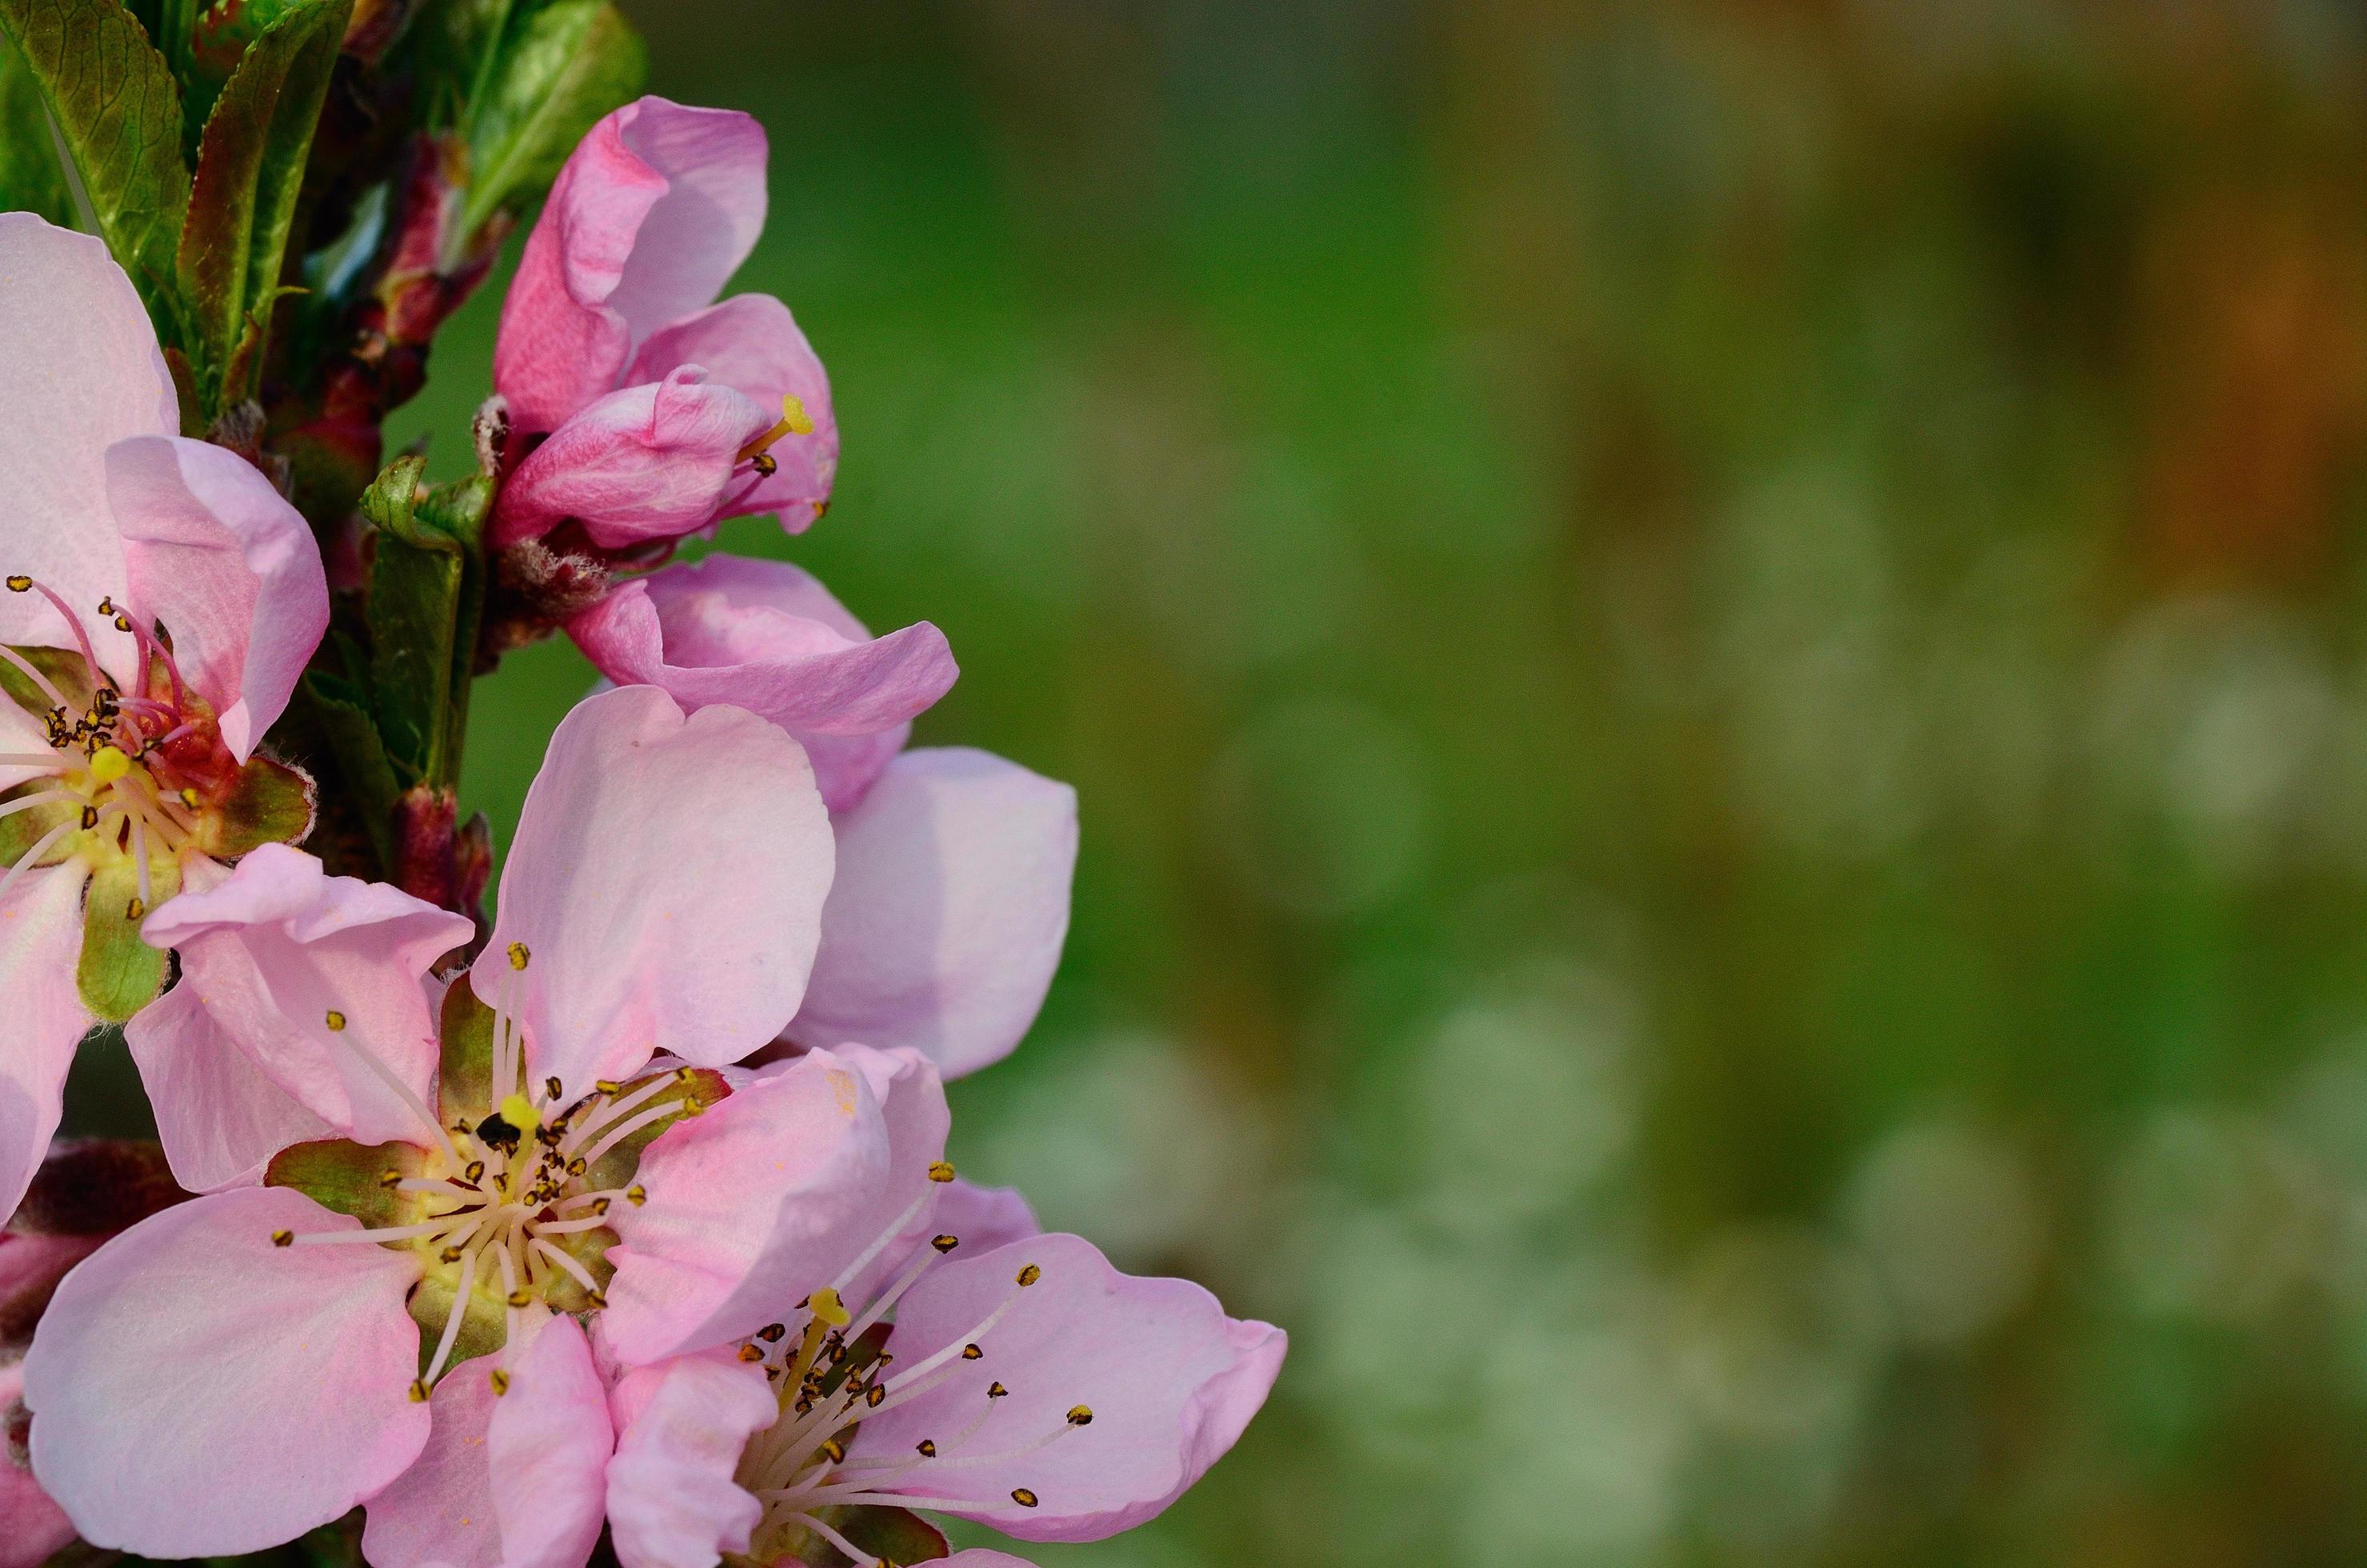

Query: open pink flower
<box><xmin>570</xmin><ymin>554</ymin><xmax>1078</xmax><ymax>1079</ymax></box>
<box><xmin>0</xmin><ymin>213</ymin><xmax>330</xmax><ymax>1225</ymax></box>
<box><xmin>490</xmin><ymin>97</ymin><xmax>835</xmax><ymax>551</ymax></box>
<box><xmin>21</xmin><ymin>685</ymin><xmax>858</xmax><ymax>1558</ymax></box>
<box><xmin>601</xmin><ymin>1059</ymin><xmax>1285</xmax><ymax>1568</ymax></box>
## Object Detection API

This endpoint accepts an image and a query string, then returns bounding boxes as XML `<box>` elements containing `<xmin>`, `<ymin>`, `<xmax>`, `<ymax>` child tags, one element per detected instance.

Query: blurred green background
<box><xmin>80</xmin><ymin>0</ymin><xmax>2367</xmax><ymax>1561</ymax></box>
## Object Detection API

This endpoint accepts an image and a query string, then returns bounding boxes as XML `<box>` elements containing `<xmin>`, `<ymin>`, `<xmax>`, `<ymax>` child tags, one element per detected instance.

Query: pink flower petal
<box><xmin>368</xmin><ymin>1314</ymin><xmax>613</xmax><ymax>1568</ymax></box>
<box><xmin>140</xmin><ymin>844</ymin><xmax>474</xmax><ymax>1155</ymax></box>
<box><xmin>0</xmin><ymin>866</ymin><xmax>93</xmax><ymax>1226</ymax></box>
<box><xmin>482</xmin><ymin>686</ymin><xmax>834</xmax><ymax>1100</ymax></box>
<box><xmin>934</xmin><ymin>1178</ymin><xmax>1042</xmax><ymax>1256</ymax></box>
<box><xmin>566</xmin><ymin>556</ymin><xmax>955</xmax><ymax>810</ymax></box>
<box><xmin>850</xmin><ymin>1233</ymin><xmax>1285</xmax><ymax>1542</ymax></box>
<box><xmin>789</xmin><ymin>748</ymin><xmax>1077</xmax><ymax>1078</ymax></box>
<box><xmin>938</xmin><ymin>1554</ymin><xmax>1041</xmax><ymax>1568</ymax></box>
<box><xmin>494</xmin><ymin>98</ymin><xmax>768</xmax><ymax>433</ymax></box>
<box><xmin>0</xmin><ymin>213</ymin><xmax>174</xmax><ymax>679</ymax></box>
<box><xmin>604</xmin><ymin>1350</ymin><xmax>776</xmax><ymax>1568</ymax></box>
<box><xmin>489</xmin><ymin>370</ymin><xmax>773</xmax><ymax>550</ymax></box>
<box><xmin>629</xmin><ymin>294</ymin><xmax>836</xmax><ymax>532</ymax></box>
<box><xmin>600</xmin><ymin>1047</ymin><xmax>901</xmax><ymax>1365</ymax></box>
<box><xmin>124</xmin><ymin>978</ymin><xmax>334</xmax><ymax>1193</ymax></box>
<box><xmin>109</xmin><ymin>434</ymin><xmax>329</xmax><ymax>761</ymax></box>
<box><xmin>23</xmin><ymin>1186</ymin><xmax>429</xmax><ymax>1556</ymax></box>
<box><xmin>0</xmin><ymin>1361</ymin><xmax>74</xmax><ymax>1568</ymax></box>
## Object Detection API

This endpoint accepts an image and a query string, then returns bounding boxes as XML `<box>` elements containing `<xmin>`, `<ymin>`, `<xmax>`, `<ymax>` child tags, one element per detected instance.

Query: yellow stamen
<box><xmin>89</xmin><ymin>746</ymin><xmax>130</xmax><ymax>783</ymax></box>
<box><xmin>498</xmin><ymin>1092</ymin><xmax>541</xmax><ymax>1142</ymax></box>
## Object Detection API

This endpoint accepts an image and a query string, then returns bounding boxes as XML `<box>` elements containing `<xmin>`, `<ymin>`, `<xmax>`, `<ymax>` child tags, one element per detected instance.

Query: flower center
<box><xmin>0</xmin><ymin>577</ymin><xmax>214</xmax><ymax>911</ymax></box>
<box><xmin>270</xmin><ymin>942</ymin><xmax>711</xmax><ymax>1398</ymax></box>
<box><xmin>730</xmin><ymin>1170</ymin><xmax>1087</xmax><ymax>1558</ymax></box>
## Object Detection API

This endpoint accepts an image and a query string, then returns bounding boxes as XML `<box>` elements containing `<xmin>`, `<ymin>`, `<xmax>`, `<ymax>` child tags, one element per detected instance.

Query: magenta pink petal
<box><xmin>109</xmin><ymin>434</ymin><xmax>330</xmax><ymax>761</ymax></box>
<box><xmin>494</xmin><ymin>98</ymin><xmax>769</xmax><ymax>433</ymax></box>
<box><xmin>789</xmin><ymin>747</ymin><xmax>1077</xmax><ymax>1078</ymax></box>
<box><xmin>23</xmin><ymin>1186</ymin><xmax>429</xmax><ymax>1556</ymax></box>
<box><xmin>848</xmin><ymin>1232</ymin><xmax>1285</xmax><ymax>1542</ymax></box>
<box><xmin>489</xmin><ymin>370</ymin><xmax>774</xmax><ymax>550</ymax></box>
<box><xmin>0</xmin><ymin>1361</ymin><xmax>74</xmax><ymax>1568</ymax></box>
<box><xmin>604</xmin><ymin>1350</ymin><xmax>776</xmax><ymax>1568</ymax></box>
<box><xmin>628</xmin><ymin>294</ymin><xmax>836</xmax><ymax>532</ymax></box>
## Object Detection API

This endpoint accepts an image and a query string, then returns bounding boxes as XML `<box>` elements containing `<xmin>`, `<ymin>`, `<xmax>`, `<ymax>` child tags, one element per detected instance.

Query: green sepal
<box><xmin>582</xmin><ymin>1066</ymin><xmax>732</xmax><ymax>1195</ymax></box>
<box><xmin>296</xmin><ymin>669</ymin><xmax>402</xmax><ymax>868</ymax></box>
<box><xmin>406</xmin><ymin>1267</ymin><xmax>508</xmax><ymax>1375</ymax></box>
<box><xmin>454</xmin><ymin>0</ymin><xmax>645</xmax><ymax>245</ymax></box>
<box><xmin>196</xmin><ymin>751</ymin><xmax>318</xmax><ymax>858</ymax></box>
<box><xmin>0</xmin><ymin>786</ymin><xmax>74</xmax><ymax>866</ymax></box>
<box><xmin>742</xmin><ymin>1505</ymin><xmax>949</xmax><ymax>1568</ymax></box>
<box><xmin>77</xmin><ymin>857</ymin><xmax>178</xmax><ymax>1022</ymax></box>
<box><xmin>177</xmin><ymin>0</ymin><xmax>350</xmax><ymax>411</ymax></box>
<box><xmin>0</xmin><ymin>0</ymin><xmax>192</xmax><ymax>332</ymax></box>
<box><xmin>437</xmin><ymin>974</ymin><xmax>494</xmax><ymax>1123</ymax></box>
<box><xmin>532</xmin><ymin>1220</ymin><xmax>614</xmax><ymax>1313</ymax></box>
<box><xmin>266</xmin><ymin>1138</ymin><xmax>432</xmax><ymax>1228</ymax></box>
<box><xmin>0</xmin><ymin>33</ymin><xmax>73</xmax><ymax>226</ymax></box>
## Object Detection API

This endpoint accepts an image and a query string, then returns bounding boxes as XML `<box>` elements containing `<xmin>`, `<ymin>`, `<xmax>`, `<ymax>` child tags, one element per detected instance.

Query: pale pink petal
<box><xmin>482</xmin><ymin>686</ymin><xmax>834</xmax><ymax>1100</ymax></box>
<box><xmin>934</xmin><ymin>1178</ymin><xmax>1042</xmax><ymax>1256</ymax></box>
<box><xmin>0</xmin><ymin>866</ymin><xmax>93</xmax><ymax>1226</ymax></box>
<box><xmin>141</xmin><ymin>844</ymin><xmax>473</xmax><ymax>1153</ymax></box>
<box><xmin>489</xmin><ymin>370</ymin><xmax>772</xmax><ymax>550</ymax></box>
<box><xmin>0</xmin><ymin>1361</ymin><xmax>74</xmax><ymax>1568</ymax></box>
<box><xmin>936</xmin><ymin>1555</ymin><xmax>1040</xmax><ymax>1568</ymax></box>
<box><xmin>827</xmin><ymin>1045</ymin><xmax>952</xmax><ymax>1310</ymax></box>
<box><xmin>23</xmin><ymin>1186</ymin><xmax>429</xmax><ymax>1556</ymax></box>
<box><xmin>851</xmin><ymin>1233</ymin><xmax>1285</xmax><ymax>1542</ymax></box>
<box><xmin>0</xmin><ymin>213</ymin><xmax>172</xmax><ymax>678</ymax></box>
<box><xmin>360</xmin><ymin>1347</ymin><xmax>502</xmax><ymax>1568</ymax></box>
<box><xmin>599</xmin><ymin>1048</ymin><xmax>891</xmax><ymax>1364</ymax></box>
<box><xmin>788</xmin><ymin>749</ymin><xmax>1077</xmax><ymax>1078</ymax></box>
<box><xmin>490</xmin><ymin>1313</ymin><xmax>614</xmax><ymax>1568</ymax></box>
<box><xmin>125</xmin><ymin>978</ymin><xmax>334</xmax><ymax>1193</ymax></box>
<box><xmin>566</xmin><ymin>556</ymin><xmax>954</xmax><ymax>810</ymax></box>
<box><xmin>109</xmin><ymin>435</ymin><xmax>329</xmax><ymax>759</ymax></box>
<box><xmin>0</xmin><ymin>700</ymin><xmax>61</xmax><ymax>794</ymax></box>
<box><xmin>628</xmin><ymin>295</ymin><xmax>835</xmax><ymax>532</ymax></box>
<box><xmin>494</xmin><ymin>99</ymin><xmax>768</xmax><ymax>432</ymax></box>
<box><xmin>604</xmin><ymin>1350</ymin><xmax>775</xmax><ymax>1568</ymax></box>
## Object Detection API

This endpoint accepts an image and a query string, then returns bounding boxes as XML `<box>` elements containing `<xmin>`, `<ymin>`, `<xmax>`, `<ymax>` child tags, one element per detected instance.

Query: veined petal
<box><xmin>789</xmin><ymin>748</ymin><xmax>1077</xmax><ymax>1078</ymax></box>
<box><xmin>628</xmin><ymin>294</ymin><xmax>836</xmax><ymax>533</ymax></box>
<box><xmin>604</xmin><ymin>1350</ymin><xmax>775</xmax><ymax>1568</ymax></box>
<box><xmin>0</xmin><ymin>865</ymin><xmax>93</xmax><ymax>1226</ymax></box>
<box><xmin>494</xmin><ymin>98</ymin><xmax>768</xmax><ymax>432</ymax></box>
<box><xmin>23</xmin><ymin>1186</ymin><xmax>429</xmax><ymax>1557</ymax></box>
<box><xmin>566</xmin><ymin>556</ymin><xmax>954</xmax><ymax>810</ymax></box>
<box><xmin>125</xmin><ymin>978</ymin><xmax>334</xmax><ymax>1193</ymax></box>
<box><xmin>599</xmin><ymin>1048</ymin><xmax>892</xmax><ymax>1365</ymax></box>
<box><xmin>850</xmin><ymin>1232</ymin><xmax>1285</xmax><ymax>1542</ymax></box>
<box><xmin>482</xmin><ymin>686</ymin><xmax>834</xmax><ymax>1100</ymax></box>
<box><xmin>0</xmin><ymin>214</ymin><xmax>172</xmax><ymax>679</ymax></box>
<box><xmin>141</xmin><ymin>845</ymin><xmax>473</xmax><ymax>1154</ymax></box>
<box><xmin>488</xmin><ymin>370</ymin><xmax>772</xmax><ymax>550</ymax></box>
<box><xmin>110</xmin><ymin>435</ymin><xmax>330</xmax><ymax>762</ymax></box>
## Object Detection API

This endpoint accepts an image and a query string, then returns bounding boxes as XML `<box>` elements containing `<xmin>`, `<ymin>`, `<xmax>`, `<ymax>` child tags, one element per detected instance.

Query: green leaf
<box><xmin>455</xmin><ymin>0</ymin><xmax>643</xmax><ymax>243</ymax></box>
<box><xmin>77</xmin><ymin>856</ymin><xmax>176</xmax><ymax>1022</ymax></box>
<box><xmin>196</xmin><ymin>750</ymin><xmax>318</xmax><ymax>858</ymax></box>
<box><xmin>178</xmin><ymin>0</ymin><xmax>350</xmax><ymax>410</ymax></box>
<box><xmin>266</xmin><ymin>1137</ymin><xmax>430</xmax><ymax>1228</ymax></box>
<box><xmin>0</xmin><ymin>34</ymin><xmax>73</xmax><ymax>225</ymax></box>
<box><xmin>0</xmin><ymin>0</ymin><xmax>191</xmax><ymax>323</ymax></box>
<box><xmin>296</xmin><ymin>670</ymin><xmax>402</xmax><ymax>868</ymax></box>
<box><xmin>362</xmin><ymin>454</ymin><xmax>468</xmax><ymax>783</ymax></box>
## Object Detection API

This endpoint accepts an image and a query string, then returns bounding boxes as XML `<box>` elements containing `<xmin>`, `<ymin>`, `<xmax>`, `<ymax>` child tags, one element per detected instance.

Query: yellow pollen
<box><xmin>408</xmin><ymin>1380</ymin><xmax>429</xmax><ymax>1402</ymax></box>
<box><xmin>489</xmin><ymin>1368</ymin><xmax>510</xmax><ymax>1396</ymax></box>
<box><xmin>1015</xmin><ymin>1263</ymin><xmax>1042</xmax><ymax>1287</ymax></box>
<box><xmin>779</xmin><ymin>394</ymin><xmax>814</xmax><ymax>437</ymax></box>
<box><xmin>808</xmin><ymin>1286</ymin><xmax>850</xmax><ymax>1329</ymax></box>
<box><xmin>179</xmin><ymin>786</ymin><xmax>200</xmax><ymax>808</ymax></box>
<box><xmin>507</xmin><ymin>941</ymin><xmax>530</xmax><ymax>970</ymax></box>
<box><xmin>325</xmin><ymin>1010</ymin><xmax>346</xmax><ymax>1032</ymax></box>
<box><xmin>927</xmin><ymin>1161</ymin><xmax>956</xmax><ymax>1183</ymax></box>
<box><xmin>498</xmin><ymin>1092</ymin><xmax>541</xmax><ymax>1140</ymax></box>
<box><xmin>4</xmin><ymin>576</ymin><xmax>27</xmax><ymax>592</ymax></box>
<box><xmin>89</xmin><ymin>746</ymin><xmax>130</xmax><ymax>783</ymax></box>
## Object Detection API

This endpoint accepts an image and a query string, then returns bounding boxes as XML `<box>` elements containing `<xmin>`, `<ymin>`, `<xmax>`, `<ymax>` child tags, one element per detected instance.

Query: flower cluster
<box><xmin>0</xmin><ymin>33</ymin><xmax>1281</xmax><ymax>1566</ymax></box>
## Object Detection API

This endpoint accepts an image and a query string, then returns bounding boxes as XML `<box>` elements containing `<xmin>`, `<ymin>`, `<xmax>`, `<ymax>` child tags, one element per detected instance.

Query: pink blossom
<box><xmin>22</xmin><ymin>686</ymin><xmax>849</xmax><ymax>1557</ymax></box>
<box><xmin>0</xmin><ymin>214</ymin><xmax>330</xmax><ymax>1224</ymax></box>
<box><xmin>601</xmin><ymin>1047</ymin><xmax>1285</xmax><ymax>1568</ymax></box>
<box><xmin>490</xmin><ymin>98</ymin><xmax>835</xmax><ymax>550</ymax></box>
<box><xmin>570</xmin><ymin>554</ymin><xmax>1078</xmax><ymax>1078</ymax></box>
